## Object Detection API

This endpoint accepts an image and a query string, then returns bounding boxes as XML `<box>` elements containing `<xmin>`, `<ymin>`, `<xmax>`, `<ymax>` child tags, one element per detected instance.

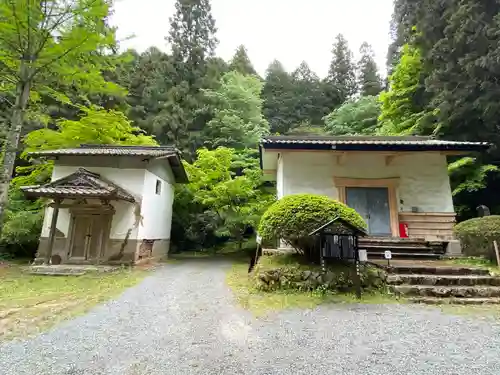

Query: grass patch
<box><xmin>438</xmin><ymin>304</ymin><xmax>500</xmax><ymax>319</ymax></box>
<box><xmin>445</xmin><ymin>256</ymin><xmax>500</xmax><ymax>275</ymax></box>
<box><xmin>226</xmin><ymin>256</ymin><xmax>397</xmax><ymax>317</ymax></box>
<box><xmin>0</xmin><ymin>263</ymin><xmax>149</xmax><ymax>341</ymax></box>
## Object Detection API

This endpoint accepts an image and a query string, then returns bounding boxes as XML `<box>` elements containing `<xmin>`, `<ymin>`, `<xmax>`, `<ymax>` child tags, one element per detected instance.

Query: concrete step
<box><xmin>387</xmin><ymin>274</ymin><xmax>500</xmax><ymax>287</ymax></box>
<box><xmin>391</xmin><ymin>285</ymin><xmax>500</xmax><ymax>298</ymax></box>
<box><xmin>384</xmin><ymin>265</ymin><xmax>490</xmax><ymax>276</ymax></box>
<box><xmin>409</xmin><ymin>297</ymin><xmax>500</xmax><ymax>305</ymax></box>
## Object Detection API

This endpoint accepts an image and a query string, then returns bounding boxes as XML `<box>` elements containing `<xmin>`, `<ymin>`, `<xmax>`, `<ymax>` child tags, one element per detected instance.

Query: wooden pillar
<box><xmin>353</xmin><ymin>235</ymin><xmax>362</xmax><ymax>299</ymax></box>
<box><xmin>45</xmin><ymin>199</ymin><xmax>61</xmax><ymax>265</ymax></box>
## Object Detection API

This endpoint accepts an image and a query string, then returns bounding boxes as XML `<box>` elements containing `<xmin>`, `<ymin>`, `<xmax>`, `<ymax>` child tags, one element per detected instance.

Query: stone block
<box><xmin>445</xmin><ymin>240</ymin><xmax>462</xmax><ymax>257</ymax></box>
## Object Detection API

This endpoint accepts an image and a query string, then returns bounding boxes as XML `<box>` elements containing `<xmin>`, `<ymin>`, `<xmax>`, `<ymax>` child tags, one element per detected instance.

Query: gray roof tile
<box><xmin>27</xmin><ymin>144</ymin><xmax>189</xmax><ymax>183</ymax></box>
<box><xmin>260</xmin><ymin>136</ymin><xmax>490</xmax><ymax>151</ymax></box>
<box><xmin>21</xmin><ymin>168</ymin><xmax>136</xmax><ymax>202</ymax></box>
<box><xmin>28</xmin><ymin>144</ymin><xmax>178</xmax><ymax>158</ymax></box>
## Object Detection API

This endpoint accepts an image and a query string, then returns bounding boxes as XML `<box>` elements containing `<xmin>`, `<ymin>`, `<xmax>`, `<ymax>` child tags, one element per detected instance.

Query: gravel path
<box><xmin>1</xmin><ymin>260</ymin><xmax>500</xmax><ymax>375</ymax></box>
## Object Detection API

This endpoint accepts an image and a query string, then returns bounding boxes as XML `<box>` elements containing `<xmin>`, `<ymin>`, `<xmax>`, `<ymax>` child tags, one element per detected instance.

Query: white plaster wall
<box><xmin>147</xmin><ymin>159</ymin><xmax>175</xmax><ymax>184</ymax></box>
<box><xmin>276</xmin><ymin>154</ymin><xmax>284</xmax><ymax>199</ymax></box>
<box><xmin>281</xmin><ymin>151</ymin><xmax>454</xmax><ymax>213</ymax></box>
<box><xmin>282</xmin><ymin>152</ymin><xmax>339</xmax><ymax>199</ymax></box>
<box><xmin>137</xmin><ymin>168</ymin><xmax>174</xmax><ymax>240</ymax></box>
<box><xmin>40</xmin><ymin>166</ymin><xmax>146</xmax><ymax>239</ymax></box>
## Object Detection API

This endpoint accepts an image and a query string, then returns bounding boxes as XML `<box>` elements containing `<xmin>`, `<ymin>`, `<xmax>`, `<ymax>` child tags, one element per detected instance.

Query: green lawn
<box><xmin>0</xmin><ymin>263</ymin><xmax>149</xmax><ymax>340</ymax></box>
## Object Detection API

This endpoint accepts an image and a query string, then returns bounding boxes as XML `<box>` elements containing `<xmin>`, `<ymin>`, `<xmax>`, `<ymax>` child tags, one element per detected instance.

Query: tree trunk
<box><xmin>0</xmin><ymin>63</ymin><xmax>31</xmax><ymax>239</ymax></box>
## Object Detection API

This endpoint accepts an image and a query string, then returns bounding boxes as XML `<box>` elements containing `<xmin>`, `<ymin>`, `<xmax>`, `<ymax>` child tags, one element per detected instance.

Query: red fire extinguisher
<box><xmin>399</xmin><ymin>222</ymin><xmax>409</xmax><ymax>238</ymax></box>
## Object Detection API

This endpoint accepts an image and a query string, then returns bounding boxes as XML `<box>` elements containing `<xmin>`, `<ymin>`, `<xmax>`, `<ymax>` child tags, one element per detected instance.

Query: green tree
<box><xmin>286</xmin><ymin>121</ymin><xmax>329</xmax><ymax>136</ymax></box>
<box><xmin>184</xmin><ymin>147</ymin><xmax>273</xmax><ymax>249</ymax></box>
<box><xmin>324</xmin><ymin>96</ymin><xmax>381</xmax><ymax>135</ymax></box>
<box><xmin>290</xmin><ymin>61</ymin><xmax>329</xmax><ymax>128</ymax></box>
<box><xmin>261</xmin><ymin>60</ymin><xmax>296</xmax><ymax>134</ymax></box>
<box><xmin>120</xmin><ymin>47</ymin><xmax>170</xmax><ymax>132</ymax></box>
<box><xmin>419</xmin><ymin>0</ymin><xmax>500</xmax><ymax>149</ymax></box>
<box><xmin>163</xmin><ymin>0</ymin><xmax>219</xmax><ymax>154</ymax></box>
<box><xmin>0</xmin><ymin>0</ymin><xmax>124</xmax><ymax>236</ymax></box>
<box><xmin>228</xmin><ymin>45</ymin><xmax>257</xmax><ymax>76</ymax></box>
<box><xmin>13</xmin><ymin>105</ymin><xmax>157</xmax><ymax>189</ymax></box>
<box><xmin>386</xmin><ymin>0</ymin><xmax>421</xmax><ymax>74</ymax></box>
<box><xmin>326</xmin><ymin>34</ymin><xmax>357</xmax><ymax>105</ymax></box>
<box><xmin>358</xmin><ymin>42</ymin><xmax>383</xmax><ymax>97</ymax></box>
<box><xmin>202</xmin><ymin>71</ymin><xmax>269</xmax><ymax>149</ymax></box>
<box><xmin>378</xmin><ymin>44</ymin><xmax>434</xmax><ymax>135</ymax></box>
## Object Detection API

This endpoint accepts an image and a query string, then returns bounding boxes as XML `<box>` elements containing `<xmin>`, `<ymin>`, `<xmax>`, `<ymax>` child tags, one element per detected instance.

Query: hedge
<box><xmin>258</xmin><ymin>194</ymin><xmax>366</xmax><ymax>259</ymax></box>
<box><xmin>454</xmin><ymin>215</ymin><xmax>500</xmax><ymax>263</ymax></box>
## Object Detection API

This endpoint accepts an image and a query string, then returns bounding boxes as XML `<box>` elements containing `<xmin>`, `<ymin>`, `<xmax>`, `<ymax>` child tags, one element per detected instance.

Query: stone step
<box><xmin>387</xmin><ymin>274</ymin><xmax>500</xmax><ymax>286</ymax></box>
<box><xmin>384</xmin><ymin>265</ymin><xmax>490</xmax><ymax>276</ymax></box>
<box><xmin>27</xmin><ymin>268</ymin><xmax>87</xmax><ymax>276</ymax></box>
<box><xmin>360</xmin><ymin>238</ymin><xmax>427</xmax><ymax>245</ymax></box>
<box><xmin>409</xmin><ymin>297</ymin><xmax>500</xmax><ymax>305</ymax></box>
<box><xmin>391</xmin><ymin>285</ymin><xmax>500</xmax><ymax>298</ymax></box>
<box><xmin>364</xmin><ymin>245</ymin><xmax>438</xmax><ymax>253</ymax></box>
<box><xmin>367</xmin><ymin>252</ymin><xmax>441</xmax><ymax>259</ymax></box>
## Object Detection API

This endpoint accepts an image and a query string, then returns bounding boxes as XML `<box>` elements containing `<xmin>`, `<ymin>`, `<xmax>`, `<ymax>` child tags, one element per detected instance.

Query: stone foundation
<box><xmin>35</xmin><ymin>236</ymin><xmax>170</xmax><ymax>265</ymax></box>
<box><xmin>36</xmin><ymin>237</ymin><xmax>68</xmax><ymax>264</ymax></box>
<box><xmin>151</xmin><ymin>239</ymin><xmax>170</xmax><ymax>260</ymax></box>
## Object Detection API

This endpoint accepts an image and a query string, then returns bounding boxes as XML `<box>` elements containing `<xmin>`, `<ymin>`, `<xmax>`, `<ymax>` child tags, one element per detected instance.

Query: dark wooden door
<box><xmin>70</xmin><ymin>216</ymin><xmax>92</xmax><ymax>259</ymax></box>
<box><xmin>70</xmin><ymin>214</ymin><xmax>106</xmax><ymax>260</ymax></box>
<box><xmin>346</xmin><ymin>187</ymin><xmax>391</xmax><ymax>236</ymax></box>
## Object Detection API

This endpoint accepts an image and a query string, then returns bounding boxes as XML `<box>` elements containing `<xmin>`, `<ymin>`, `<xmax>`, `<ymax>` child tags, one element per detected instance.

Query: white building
<box><xmin>259</xmin><ymin>135</ymin><xmax>490</xmax><ymax>256</ymax></box>
<box><xmin>21</xmin><ymin>145</ymin><xmax>188</xmax><ymax>265</ymax></box>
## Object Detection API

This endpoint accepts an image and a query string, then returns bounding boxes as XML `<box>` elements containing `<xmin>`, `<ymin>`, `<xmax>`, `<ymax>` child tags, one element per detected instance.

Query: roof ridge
<box><xmin>78</xmin><ymin>144</ymin><xmax>176</xmax><ymax>149</ymax></box>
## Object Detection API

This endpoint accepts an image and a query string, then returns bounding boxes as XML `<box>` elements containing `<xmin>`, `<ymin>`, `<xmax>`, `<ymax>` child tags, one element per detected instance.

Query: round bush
<box><xmin>258</xmin><ymin>194</ymin><xmax>366</xmax><ymax>258</ymax></box>
<box><xmin>454</xmin><ymin>216</ymin><xmax>500</xmax><ymax>262</ymax></box>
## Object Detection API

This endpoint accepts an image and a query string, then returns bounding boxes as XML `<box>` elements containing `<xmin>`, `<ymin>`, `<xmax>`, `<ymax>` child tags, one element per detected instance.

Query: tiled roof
<box><xmin>260</xmin><ymin>136</ymin><xmax>490</xmax><ymax>151</ymax></box>
<box><xmin>28</xmin><ymin>144</ymin><xmax>178</xmax><ymax>158</ymax></box>
<box><xmin>27</xmin><ymin>144</ymin><xmax>189</xmax><ymax>183</ymax></box>
<box><xmin>21</xmin><ymin>168</ymin><xmax>136</xmax><ymax>202</ymax></box>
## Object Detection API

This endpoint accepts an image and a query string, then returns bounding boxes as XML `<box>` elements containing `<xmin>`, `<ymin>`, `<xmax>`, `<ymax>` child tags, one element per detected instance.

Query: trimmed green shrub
<box><xmin>258</xmin><ymin>194</ymin><xmax>366</xmax><ymax>259</ymax></box>
<box><xmin>454</xmin><ymin>216</ymin><xmax>500</xmax><ymax>263</ymax></box>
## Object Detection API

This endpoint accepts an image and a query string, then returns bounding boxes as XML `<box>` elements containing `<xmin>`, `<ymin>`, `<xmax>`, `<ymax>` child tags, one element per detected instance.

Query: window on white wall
<box><xmin>155</xmin><ymin>179</ymin><xmax>162</xmax><ymax>195</ymax></box>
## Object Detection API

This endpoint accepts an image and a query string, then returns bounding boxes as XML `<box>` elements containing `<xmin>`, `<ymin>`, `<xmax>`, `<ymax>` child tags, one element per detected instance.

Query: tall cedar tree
<box><xmin>162</xmin><ymin>0</ymin><xmax>218</xmax><ymax>154</ymax></box>
<box><xmin>358</xmin><ymin>42</ymin><xmax>383</xmax><ymax>97</ymax></box>
<box><xmin>229</xmin><ymin>45</ymin><xmax>257</xmax><ymax>76</ymax></box>
<box><xmin>261</xmin><ymin>60</ymin><xmax>296</xmax><ymax>134</ymax></box>
<box><xmin>290</xmin><ymin>61</ymin><xmax>329</xmax><ymax>128</ymax></box>
<box><xmin>385</xmin><ymin>0</ymin><xmax>500</xmax><ymax>217</ymax></box>
<box><xmin>418</xmin><ymin>0</ymin><xmax>500</xmax><ymax>216</ymax></box>
<box><xmin>326</xmin><ymin>34</ymin><xmax>357</xmax><ymax>106</ymax></box>
<box><xmin>0</xmin><ymin>0</ymin><xmax>123</xmax><ymax>235</ymax></box>
<box><xmin>386</xmin><ymin>0</ymin><xmax>422</xmax><ymax>75</ymax></box>
<box><xmin>124</xmin><ymin>47</ymin><xmax>170</xmax><ymax>132</ymax></box>
<box><xmin>419</xmin><ymin>0</ymin><xmax>500</xmax><ymax>149</ymax></box>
